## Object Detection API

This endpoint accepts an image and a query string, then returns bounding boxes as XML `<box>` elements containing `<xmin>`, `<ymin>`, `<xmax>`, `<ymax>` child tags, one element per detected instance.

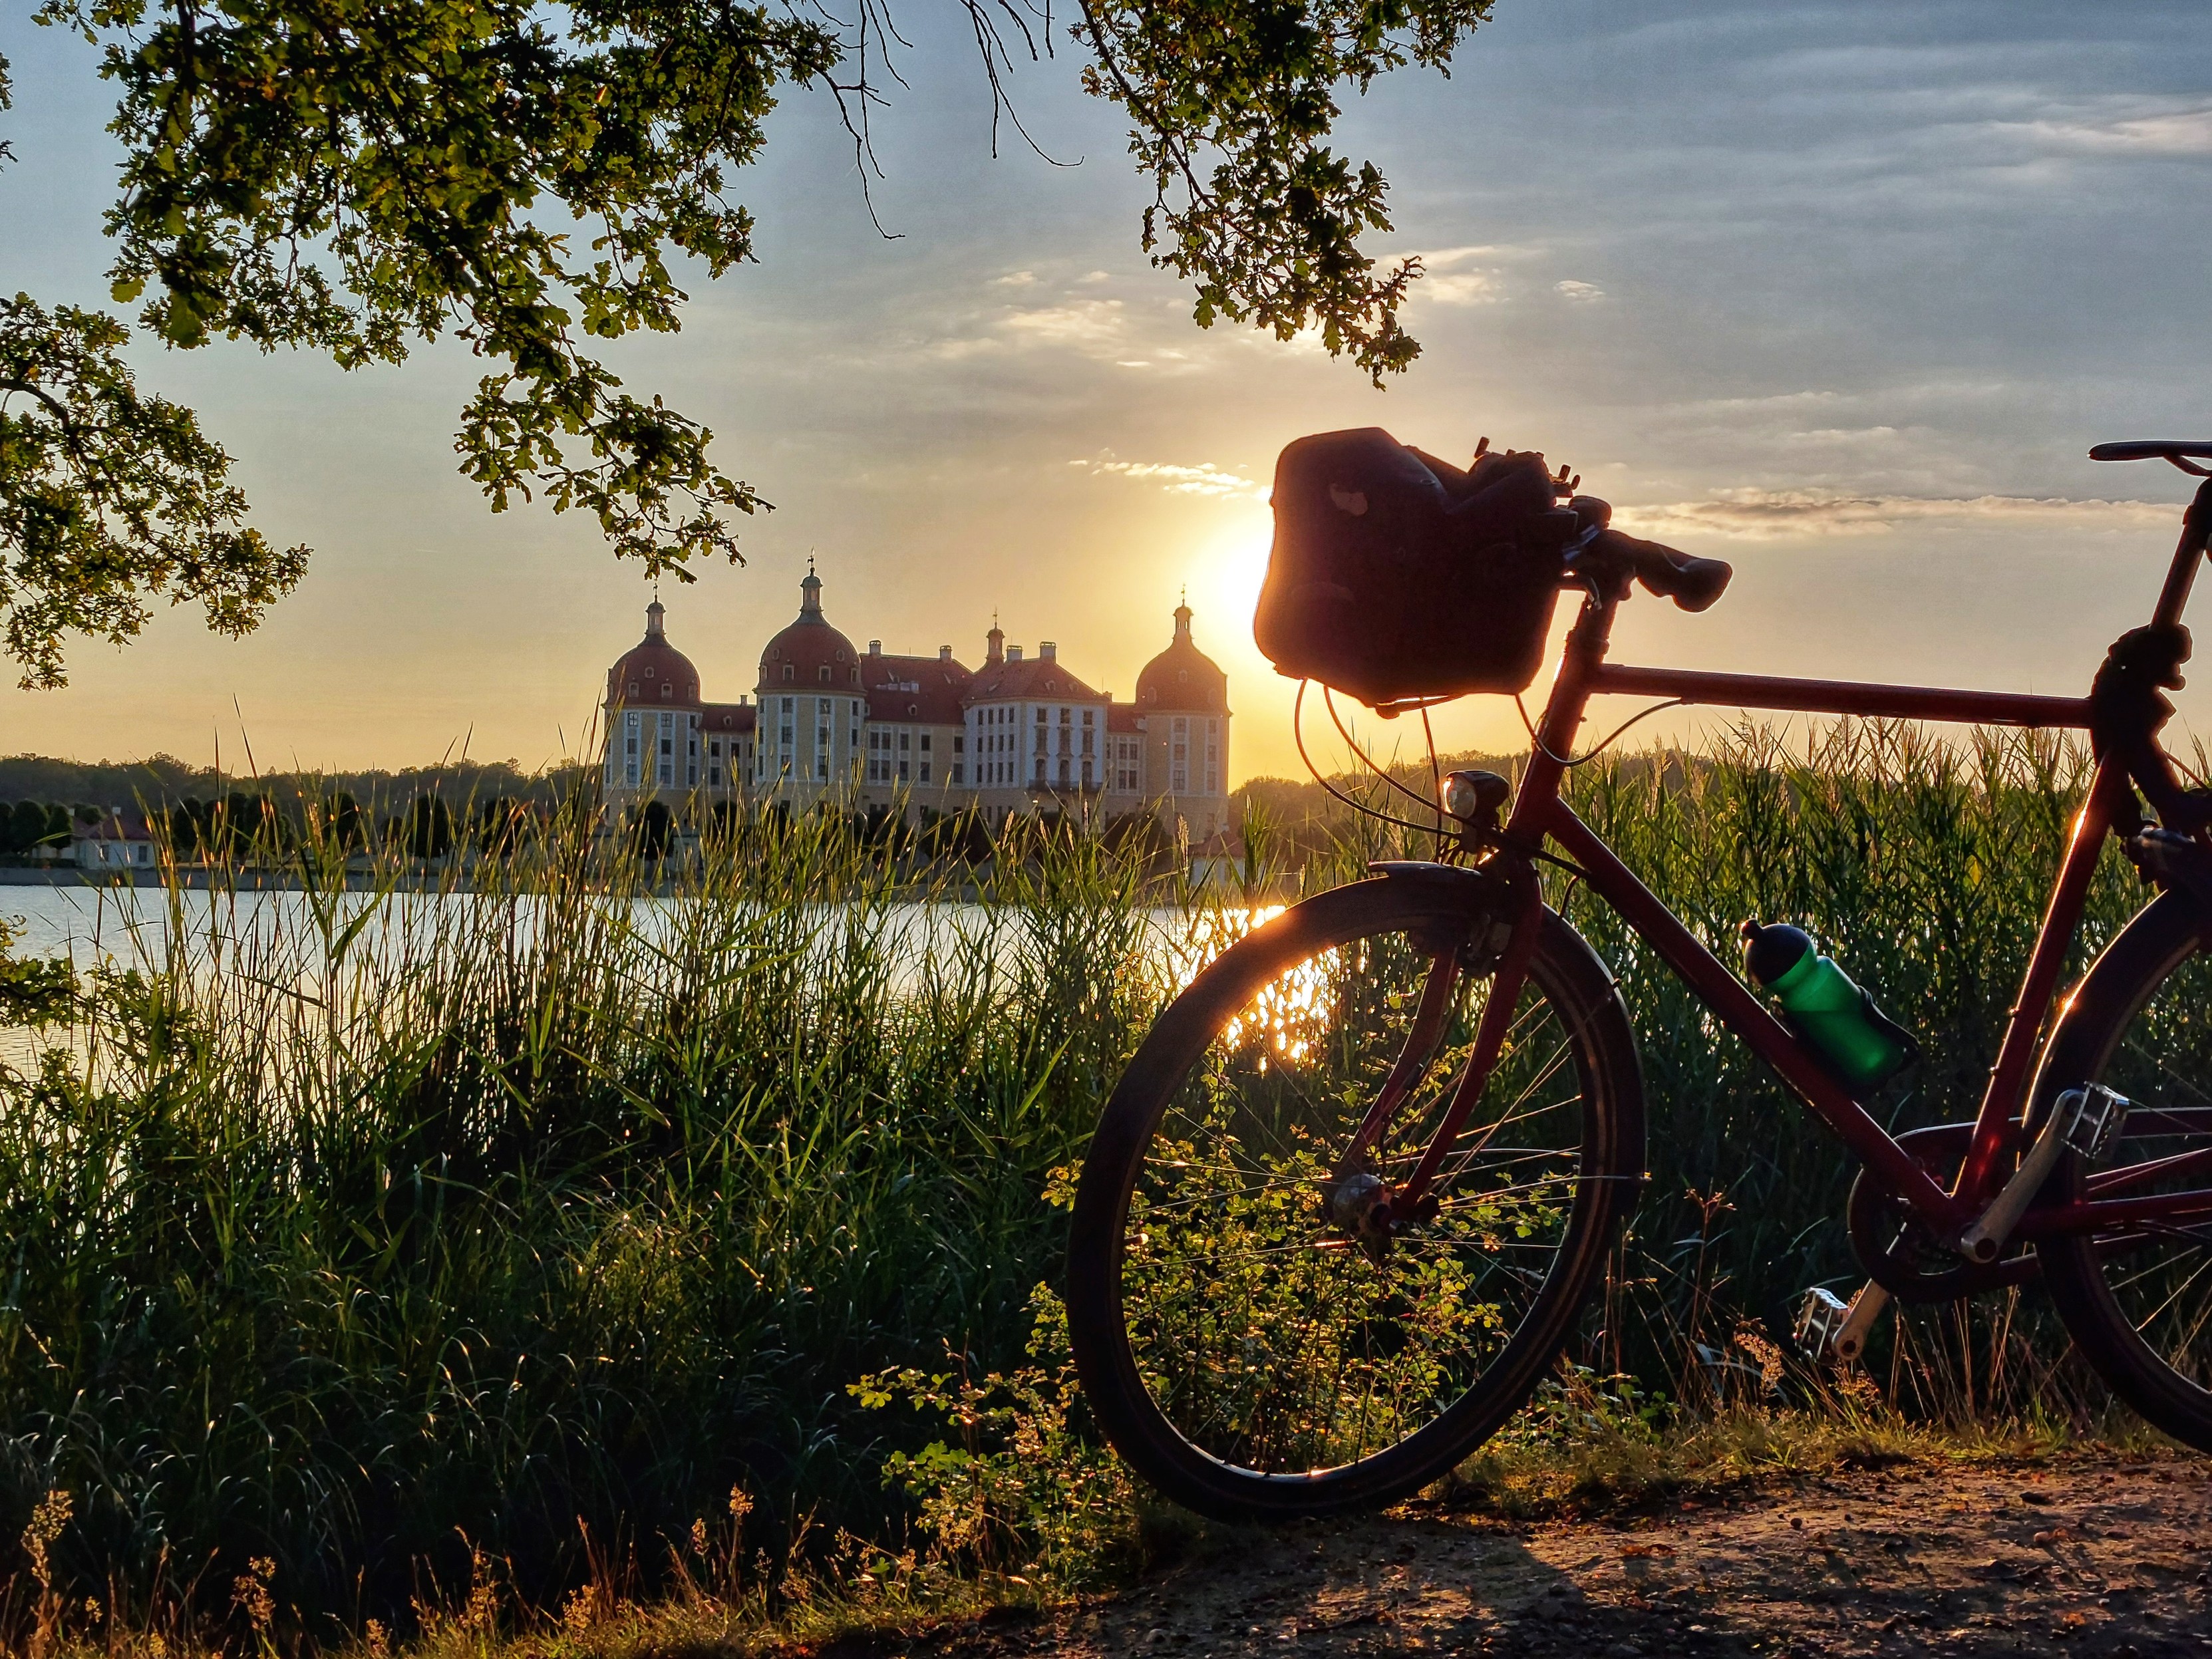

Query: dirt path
<box><xmin>908</xmin><ymin>1455</ymin><xmax>2212</xmax><ymax>1658</ymax></box>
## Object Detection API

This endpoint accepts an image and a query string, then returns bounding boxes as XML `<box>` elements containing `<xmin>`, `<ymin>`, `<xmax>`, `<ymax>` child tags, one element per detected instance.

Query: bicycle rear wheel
<box><xmin>1066</xmin><ymin>874</ymin><xmax>1644</xmax><ymax>1519</ymax></box>
<box><xmin>2036</xmin><ymin>893</ymin><xmax>2212</xmax><ymax>1449</ymax></box>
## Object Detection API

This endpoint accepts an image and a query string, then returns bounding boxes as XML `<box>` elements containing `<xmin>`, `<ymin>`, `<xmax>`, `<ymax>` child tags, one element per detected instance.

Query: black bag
<box><xmin>1254</xmin><ymin>428</ymin><xmax>1576</xmax><ymax>708</ymax></box>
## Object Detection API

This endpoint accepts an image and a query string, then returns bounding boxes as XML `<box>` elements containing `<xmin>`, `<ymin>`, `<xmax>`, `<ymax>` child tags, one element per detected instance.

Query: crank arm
<box><xmin>1957</xmin><ymin>1085</ymin><xmax>2131</xmax><ymax>1262</ymax></box>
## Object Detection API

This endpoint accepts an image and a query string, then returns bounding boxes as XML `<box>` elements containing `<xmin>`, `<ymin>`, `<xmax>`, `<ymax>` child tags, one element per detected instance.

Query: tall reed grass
<box><xmin>0</xmin><ymin>724</ymin><xmax>2164</xmax><ymax>1638</ymax></box>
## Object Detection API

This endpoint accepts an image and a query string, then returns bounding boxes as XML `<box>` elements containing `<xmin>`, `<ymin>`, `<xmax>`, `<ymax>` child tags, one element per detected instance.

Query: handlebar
<box><xmin>1603</xmin><ymin>528</ymin><xmax>1734</xmax><ymax>611</ymax></box>
<box><xmin>1563</xmin><ymin>495</ymin><xmax>1734</xmax><ymax>611</ymax></box>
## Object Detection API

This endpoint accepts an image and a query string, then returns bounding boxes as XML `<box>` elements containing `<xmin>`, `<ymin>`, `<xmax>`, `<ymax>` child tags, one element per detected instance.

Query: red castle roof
<box><xmin>758</xmin><ymin>567</ymin><xmax>864</xmax><ymax>692</ymax></box>
<box><xmin>1135</xmin><ymin>602</ymin><xmax>1227</xmax><ymax>713</ymax></box>
<box><xmin>863</xmin><ymin>645</ymin><xmax>973</xmax><ymax>725</ymax></box>
<box><xmin>698</xmin><ymin>702</ymin><xmax>756</xmax><ymax>734</ymax></box>
<box><xmin>608</xmin><ymin>600</ymin><xmax>701</xmax><ymax>706</ymax></box>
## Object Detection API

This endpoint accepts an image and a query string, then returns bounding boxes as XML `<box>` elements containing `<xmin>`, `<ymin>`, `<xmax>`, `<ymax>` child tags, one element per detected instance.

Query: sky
<box><xmin>3</xmin><ymin>1</ymin><xmax>2211</xmax><ymax>785</ymax></box>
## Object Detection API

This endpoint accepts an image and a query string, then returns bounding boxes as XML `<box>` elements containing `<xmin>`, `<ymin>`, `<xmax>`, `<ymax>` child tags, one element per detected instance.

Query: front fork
<box><xmin>1323</xmin><ymin>872</ymin><xmax>1545</xmax><ymax>1255</ymax></box>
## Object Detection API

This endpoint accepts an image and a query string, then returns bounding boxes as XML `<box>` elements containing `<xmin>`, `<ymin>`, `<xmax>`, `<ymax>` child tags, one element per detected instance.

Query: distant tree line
<box><xmin>2</xmin><ymin>765</ymin><xmax>1197</xmax><ymax>873</ymax></box>
<box><xmin>0</xmin><ymin>801</ymin><xmax>88</xmax><ymax>856</ymax></box>
<box><xmin>0</xmin><ymin>754</ymin><xmax>593</xmax><ymax>816</ymax></box>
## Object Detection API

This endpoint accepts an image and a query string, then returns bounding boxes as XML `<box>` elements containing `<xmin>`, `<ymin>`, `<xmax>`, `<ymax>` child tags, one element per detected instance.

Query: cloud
<box><xmin>1424</xmin><ymin>269</ymin><xmax>1503</xmax><ymax>305</ymax></box>
<box><xmin>991</xmin><ymin>270</ymin><xmax>1038</xmax><ymax>287</ymax></box>
<box><xmin>1000</xmin><ymin>299</ymin><xmax>1128</xmax><ymax>351</ymax></box>
<box><xmin>2016</xmin><ymin>107</ymin><xmax>2212</xmax><ymax>156</ymax></box>
<box><xmin>1554</xmin><ymin>280</ymin><xmax>1606</xmax><ymax>301</ymax></box>
<box><xmin>1071</xmin><ymin>456</ymin><xmax>1265</xmax><ymax>500</ymax></box>
<box><xmin>1400</xmin><ymin>245</ymin><xmax>1515</xmax><ymax>306</ymax></box>
<box><xmin>920</xmin><ymin>296</ymin><xmax>1139</xmax><ymax>362</ymax></box>
<box><xmin>1614</xmin><ymin>490</ymin><xmax>2173</xmax><ymax>540</ymax></box>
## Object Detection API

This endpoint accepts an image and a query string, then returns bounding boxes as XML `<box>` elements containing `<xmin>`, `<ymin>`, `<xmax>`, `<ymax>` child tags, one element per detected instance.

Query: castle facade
<box><xmin>600</xmin><ymin>569</ymin><xmax>1231</xmax><ymax>838</ymax></box>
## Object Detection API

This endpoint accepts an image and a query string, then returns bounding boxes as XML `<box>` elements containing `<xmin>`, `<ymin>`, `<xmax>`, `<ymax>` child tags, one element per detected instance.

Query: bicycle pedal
<box><xmin>2058</xmin><ymin>1084</ymin><xmax>2131</xmax><ymax>1163</ymax></box>
<box><xmin>1794</xmin><ymin>1286</ymin><xmax>1850</xmax><ymax>1356</ymax></box>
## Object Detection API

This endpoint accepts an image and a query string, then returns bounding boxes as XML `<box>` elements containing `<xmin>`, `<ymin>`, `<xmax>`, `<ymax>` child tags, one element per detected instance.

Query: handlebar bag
<box><xmin>1255</xmin><ymin>428</ymin><xmax>1575</xmax><ymax>708</ymax></box>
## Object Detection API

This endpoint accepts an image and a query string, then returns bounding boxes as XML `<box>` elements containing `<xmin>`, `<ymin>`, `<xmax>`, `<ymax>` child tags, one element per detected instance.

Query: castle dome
<box><xmin>607</xmin><ymin>599</ymin><xmax>701</xmax><ymax>706</ymax></box>
<box><xmin>757</xmin><ymin>566</ymin><xmax>865</xmax><ymax>692</ymax></box>
<box><xmin>1135</xmin><ymin>601</ymin><xmax>1228</xmax><ymax>712</ymax></box>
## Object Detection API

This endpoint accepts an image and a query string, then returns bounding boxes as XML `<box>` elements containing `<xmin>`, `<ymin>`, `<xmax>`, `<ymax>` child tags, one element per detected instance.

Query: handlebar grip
<box><xmin>1599</xmin><ymin>529</ymin><xmax>1733</xmax><ymax>612</ymax></box>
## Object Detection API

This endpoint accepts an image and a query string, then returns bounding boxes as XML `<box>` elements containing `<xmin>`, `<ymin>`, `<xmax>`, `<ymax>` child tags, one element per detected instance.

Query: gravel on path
<box><xmin>847</xmin><ymin>1455</ymin><xmax>2212</xmax><ymax>1659</ymax></box>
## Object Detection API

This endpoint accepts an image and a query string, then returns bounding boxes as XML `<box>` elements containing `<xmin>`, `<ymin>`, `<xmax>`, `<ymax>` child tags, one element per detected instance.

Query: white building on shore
<box><xmin>599</xmin><ymin>569</ymin><xmax>1231</xmax><ymax>838</ymax></box>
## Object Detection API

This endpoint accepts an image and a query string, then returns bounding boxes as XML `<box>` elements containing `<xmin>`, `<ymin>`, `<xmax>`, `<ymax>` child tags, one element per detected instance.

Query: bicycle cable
<box><xmin>1323</xmin><ymin>685</ymin><xmax>1452</xmax><ymax>824</ymax></box>
<box><xmin>1515</xmin><ymin>693</ymin><xmax>1687</xmax><ymax>768</ymax></box>
<box><xmin>1293</xmin><ymin>681</ymin><xmax>1458</xmax><ymax>843</ymax></box>
<box><xmin>1293</xmin><ymin>681</ymin><xmax>1601</xmax><ymax>881</ymax></box>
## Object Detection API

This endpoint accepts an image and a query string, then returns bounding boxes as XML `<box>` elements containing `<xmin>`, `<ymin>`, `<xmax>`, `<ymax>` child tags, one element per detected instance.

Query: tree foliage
<box><xmin>3</xmin><ymin>0</ymin><xmax>1496</xmax><ymax>685</ymax></box>
<box><xmin>0</xmin><ymin>293</ymin><xmax>311</xmax><ymax>687</ymax></box>
<box><xmin>1077</xmin><ymin>0</ymin><xmax>1492</xmax><ymax>379</ymax></box>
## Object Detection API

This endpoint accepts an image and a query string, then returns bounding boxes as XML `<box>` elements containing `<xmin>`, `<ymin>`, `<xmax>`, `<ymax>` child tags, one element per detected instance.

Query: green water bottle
<box><xmin>1740</xmin><ymin>922</ymin><xmax>1917</xmax><ymax>1089</ymax></box>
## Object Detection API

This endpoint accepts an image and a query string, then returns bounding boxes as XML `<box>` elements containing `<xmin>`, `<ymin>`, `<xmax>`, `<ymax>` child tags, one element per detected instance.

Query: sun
<box><xmin>1184</xmin><ymin>504</ymin><xmax>1274</xmax><ymax>641</ymax></box>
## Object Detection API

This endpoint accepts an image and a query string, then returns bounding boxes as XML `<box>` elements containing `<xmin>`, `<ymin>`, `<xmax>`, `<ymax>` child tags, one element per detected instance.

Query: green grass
<box><xmin>0</xmin><ymin>724</ymin><xmax>2179</xmax><ymax>1646</ymax></box>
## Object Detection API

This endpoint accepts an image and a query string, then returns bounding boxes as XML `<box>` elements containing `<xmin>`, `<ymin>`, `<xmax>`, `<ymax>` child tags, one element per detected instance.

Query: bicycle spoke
<box><xmin>1115</xmin><ymin>913</ymin><xmax>1599</xmax><ymax>1481</ymax></box>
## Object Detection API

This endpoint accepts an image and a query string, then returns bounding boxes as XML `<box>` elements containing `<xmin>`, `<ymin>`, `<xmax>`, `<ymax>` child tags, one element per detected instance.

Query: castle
<box><xmin>599</xmin><ymin>569</ymin><xmax>1231</xmax><ymax>838</ymax></box>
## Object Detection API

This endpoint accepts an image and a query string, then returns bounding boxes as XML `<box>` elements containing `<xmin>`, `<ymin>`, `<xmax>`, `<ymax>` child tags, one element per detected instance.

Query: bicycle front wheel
<box><xmin>1067</xmin><ymin>875</ymin><xmax>1644</xmax><ymax>1519</ymax></box>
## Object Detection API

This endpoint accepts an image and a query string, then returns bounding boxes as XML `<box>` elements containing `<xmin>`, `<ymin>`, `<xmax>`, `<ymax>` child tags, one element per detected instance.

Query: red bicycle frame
<box><xmin>1411</xmin><ymin>481</ymin><xmax>2212</xmax><ymax>1245</ymax></box>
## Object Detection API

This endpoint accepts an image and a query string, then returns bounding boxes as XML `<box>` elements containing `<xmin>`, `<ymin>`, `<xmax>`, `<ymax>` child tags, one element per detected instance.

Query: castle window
<box><xmin>783</xmin><ymin>665</ymin><xmax>794</xmax><ymax>681</ymax></box>
<box><xmin>921</xmin><ymin>762</ymin><xmax>931</xmax><ymax>783</ymax></box>
<box><xmin>818</xmin><ymin>665</ymin><xmax>832</xmax><ymax>682</ymax></box>
<box><xmin>952</xmin><ymin>764</ymin><xmax>963</xmax><ymax>786</ymax></box>
<box><xmin>953</xmin><ymin>736</ymin><xmax>964</xmax><ymax>754</ymax></box>
<box><xmin>920</xmin><ymin>734</ymin><xmax>931</xmax><ymax>752</ymax></box>
<box><xmin>628</xmin><ymin>682</ymin><xmax>638</xmax><ymax>696</ymax></box>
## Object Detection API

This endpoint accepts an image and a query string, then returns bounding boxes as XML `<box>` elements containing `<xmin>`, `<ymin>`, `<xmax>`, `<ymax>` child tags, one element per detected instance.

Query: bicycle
<box><xmin>1066</xmin><ymin>437</ymin><xmax>2212</xmax><ymax>1519</ymax></box>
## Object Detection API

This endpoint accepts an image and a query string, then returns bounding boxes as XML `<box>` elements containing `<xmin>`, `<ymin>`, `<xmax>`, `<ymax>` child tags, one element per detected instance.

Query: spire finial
<box><xmin>798</xmin><ymin>557</ymin><xmax>823</xmax><ymax>619</ymax></box>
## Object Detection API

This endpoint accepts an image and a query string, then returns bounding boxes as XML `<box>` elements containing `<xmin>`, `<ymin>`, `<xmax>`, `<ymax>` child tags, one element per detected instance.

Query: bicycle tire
<box><xmin>1067</xmin><ymin>873</ymin><xmax>1645</xmax><ymax>1519</ymax></box>
<box><xmin>2033</xmin><ymin>890</ymin><xmax>2212</xmax><ymax>1451</ymax></box>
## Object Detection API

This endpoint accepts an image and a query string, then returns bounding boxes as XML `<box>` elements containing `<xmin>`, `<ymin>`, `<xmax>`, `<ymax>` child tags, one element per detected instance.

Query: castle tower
<box><xmin>1134</xmin><ymin>599</ymin><xmax>1231</xmax><ymax>837</ymax></box>
<box><xmin>754</xmin><ymin>565</ymin><xmax>866</xmax><ymax>804</ymax></box>
<box><xmin>603</xmin><ymin>597</ymin><xmax>703</xmax><ymax>799</ymax></box>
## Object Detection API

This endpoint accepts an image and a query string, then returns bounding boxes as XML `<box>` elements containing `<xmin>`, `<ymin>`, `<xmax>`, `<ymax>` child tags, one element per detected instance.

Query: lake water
<box><xmin>0</xmin><ymin>879</ymin><xmax>1253</xmax><ymax>986</ymax></box>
